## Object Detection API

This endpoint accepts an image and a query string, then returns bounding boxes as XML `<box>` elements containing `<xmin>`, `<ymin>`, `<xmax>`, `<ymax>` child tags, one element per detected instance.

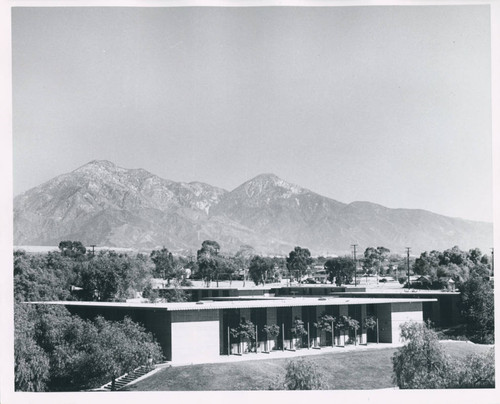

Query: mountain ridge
<box><xmin>14</xmin><ymin>160</ymin><xmax>493</xmax><ymax>255</ymax></box>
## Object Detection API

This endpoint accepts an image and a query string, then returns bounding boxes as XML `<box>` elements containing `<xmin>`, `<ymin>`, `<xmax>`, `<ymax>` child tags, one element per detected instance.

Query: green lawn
<box><xmin>125</xmin><ymin>342</ymin><xmax>493</xmax><ymax>391</ymax></box>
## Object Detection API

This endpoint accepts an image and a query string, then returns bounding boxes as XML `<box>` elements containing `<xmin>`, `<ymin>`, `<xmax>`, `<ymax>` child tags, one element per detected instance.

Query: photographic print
<box><xmin>4</xmin><ymin>2</ymin><xmax>498</xmax><ymax>402</ymax></box>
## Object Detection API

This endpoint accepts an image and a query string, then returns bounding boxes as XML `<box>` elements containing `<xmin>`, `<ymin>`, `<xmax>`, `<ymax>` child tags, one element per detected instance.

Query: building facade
<box><xmin>34</xmin><ymin>296</ymin><xmax>435</xmax><ymax>364</ymax></box>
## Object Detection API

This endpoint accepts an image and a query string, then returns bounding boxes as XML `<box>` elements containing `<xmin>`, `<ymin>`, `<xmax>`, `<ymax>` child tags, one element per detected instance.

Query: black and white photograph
<box><xmin>1</xmin><ymin>1</ymin><xmax>499</xmax><ymax>403</ymax></box>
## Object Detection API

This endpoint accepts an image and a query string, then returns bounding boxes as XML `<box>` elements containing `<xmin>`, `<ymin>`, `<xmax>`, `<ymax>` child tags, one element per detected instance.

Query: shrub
<box><xmin>269</xmin><ymin>358</ymin><xmax>327</xmax><ymax>390</ymax></box>
<box><xmin>392</xmin><ymin>321</ymin><xmax>450</xmax><ymax>389</ymax></box>
<box><xmin>392</xmin><ymin>321</ymin><xmax>495</xmax><ymax>389</ymax></box>
<box><xmin>363</xmin><ymin>315</ymin><xmax>377</xmax><ymax>330</ymax></box>
<box><xmin>262</xmin><ymin>324</ymin><xmax>280</xmax><ymax>339</ymax></box>
<box><xmin>447</xmin><ymin>348</ymin><xmax>495</xmax><ymax>388</ymax></box>
<box><xmin>230</xmin><ymin>319</ymin><xmax>256</xmax><ymax>352</ymax></box>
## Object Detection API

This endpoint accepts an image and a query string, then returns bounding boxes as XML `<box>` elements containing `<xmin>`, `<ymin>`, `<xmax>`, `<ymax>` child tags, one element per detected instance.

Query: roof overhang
<box><xmin>28</xmin><ymin>296</ymin><xmax>437</xmax><ymax>312</ymax></box>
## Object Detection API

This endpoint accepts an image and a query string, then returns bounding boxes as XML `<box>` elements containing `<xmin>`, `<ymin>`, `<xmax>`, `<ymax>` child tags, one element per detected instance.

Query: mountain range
<box><xmin>14</xmin><ymin>160</ymin><xmax>493</xmax><ymax>255</ymax></box>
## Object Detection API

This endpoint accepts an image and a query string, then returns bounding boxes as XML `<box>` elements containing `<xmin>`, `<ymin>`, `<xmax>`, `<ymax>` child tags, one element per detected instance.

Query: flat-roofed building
<box><xmin>30</xmin><ymin>296</ymin><xmax>435</xmax><ymax>364</ymax></box>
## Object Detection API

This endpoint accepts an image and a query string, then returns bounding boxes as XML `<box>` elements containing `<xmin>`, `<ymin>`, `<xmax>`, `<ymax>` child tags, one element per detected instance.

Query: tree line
<box><xmin>14</xmin><ymin>241</ymin><xmax>493</xmax><ymax>302</ymax></box>
<box><xmin>15</xmin><ymin>303</ymin><xmax>163</xmax><ymax>391</ymax></box>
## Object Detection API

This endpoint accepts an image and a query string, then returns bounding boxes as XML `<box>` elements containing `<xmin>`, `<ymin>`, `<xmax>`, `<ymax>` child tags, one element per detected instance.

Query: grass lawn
<box><xmin>125</xmin><ymin>348</ymin><xmax>397</xmax><ymax>391</ymax></box>
<box><xmin>125</xmin><ymin>342</ymin><xmax>493</xmax><ymax>391</ymax></box>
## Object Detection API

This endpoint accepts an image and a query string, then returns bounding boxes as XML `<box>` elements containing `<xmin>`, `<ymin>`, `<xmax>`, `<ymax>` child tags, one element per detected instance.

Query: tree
<box><xmin>460</xmin><ymin>276</ymin><xmax>494</xmax><ymax>344</ymax></box>
<box><xmin>79</xmin><ymin>253</ymin><xmax>122</xmax><ymax>301</ymax></box>
<box><xmin>14</xmin><ymin>250</ymin><xmax>74</xmax><ymax>302</ymax></box>
<box><xmin>393</xmin><ymin>321</ymin><xmax>495</xmax><ymax>389</ymax></box>
<box><xmin>218</xmin><ymin>255</ymin><xmax>238</xmax><ymax>285</ymax></box>
<box><xmin>150</xmin><ymin>247</ymin><xmax>175</xmax><ymax>284</ymax></box>
<box><xmin>230</xmin><ymin>319</ymin><xmax>256</xmax><ymax>353</ymax></box>
<box><xmin>248</xmin><ymin>255</ymin><xmax>274</xmax><ymax>286</ymax></box>
<box><xmin>335</xmin><ymin>315</ymin><xmax>358</xmax><ymax>345</ymax></box>
<box><xmin>313</xmin><ymin>312</ymin><xmax>335</xmax><ymax>347</ymax></box>
<box><xmin>290</xmin><ymin>317</ymin><xmax>308</xmax><ymax>349</ymax></box>
<box><xmin>269</xmin><ymin>358</ymin><xmax>327</xmax><ymax>390</ymax></box>
<box><xmin>363</xmin><ymin>247</ymin><xmax>390</xmax><ymax>280</ymax></box>
<box><xmin>412</xmin><ymin>246</ymin><xmax>490</xmax><ymax>289</ymax></box>
<box><xmin>197</xmin><ymin>240</ymin><xmax>221</xmax><ymax>287</ymax></box>
<box><xmin>344</xmin><ymin>316</ymin><xmax>360</xmax><ymax>344</ymax></box>
<box><xmin>58</xmin><ymin>241</ymin><xmax>86</xmax><ymax>258</ymax></box>
<box><xmin>199</xmin><ymin>240</ymin><xmax>220</xmax><ymax>255</ymax></box>
<box><xmin>324</xmin><ymin>256</ymin><xmax>355</xmax><ymax>286</ymax></box>
<box><xmin>363</xmin><ymin>315</ymin><xmax>378</xmax><ymax>343</ymax></box>
<box><xmin>286</xmin><ymin>247</ymin><xmax>312</xmax><ymax>284</ymax></box>
<box><xmin>412</xmin><ymin>250</ymin><xmax>439</xmax><ymax>280</ymax></box>
<box><xmin>14</xmin><ymin>303</ymin><xmax>50</xmax><ymax>391</ymax></box>
<box><xmin>235</xmin><ymin>244</ymin><xmax>256</xmax><ymax>285</ymax></box>
<box><xmin>392</xmin><ymin>321</ymin><xmax>450</xmax><ymax>389</ymax></box>
<box><xmin>262</xmin><ymin>324</ymin><xmax>280</xmax><ymax>352</ymax></box>
<box><xmin>14</xmin><ymin>304</ymin><xmax>164</xmax><ymax>392</ymax></box>
<box><xmin>157</xmin><ymin>283</ymin><xmax>188</xmax><ymax>302</ymax></box>
<box><xmin>88</xmin><ymin>316</ymin><xmax>164</xmax><ymax>390</ymax></box>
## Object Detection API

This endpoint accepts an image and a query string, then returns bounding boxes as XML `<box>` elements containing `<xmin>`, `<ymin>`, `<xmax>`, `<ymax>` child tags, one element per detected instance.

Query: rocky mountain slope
<box><xmin>14</xmin><ymin>160</ymin><xmax>493</xmax><ymax>255</ymax></box>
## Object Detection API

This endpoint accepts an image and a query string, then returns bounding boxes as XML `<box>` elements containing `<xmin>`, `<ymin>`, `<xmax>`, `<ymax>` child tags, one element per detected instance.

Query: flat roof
<box><xmin>329</xmin><ymin>291</ymin><xmax>460</xmax><ymax>296</ymax></box>
<box><xmin>29</xmin><ymin>296</ymin><xmax>437</xmax><ymax>311</ymax></box>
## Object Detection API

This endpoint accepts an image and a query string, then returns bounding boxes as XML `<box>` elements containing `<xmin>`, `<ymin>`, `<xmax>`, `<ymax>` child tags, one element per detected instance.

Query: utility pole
<box><xmin>351</xmin><ymin>244</ymin><xmax>358</xmax><ymax>286</ymax></box>
<box><xmin>90</xmin><ymin>244</ymin><xmax>96</xmax><ymax>256</ymax></box>
<box><xmin>405</xmin><ymin>247</ymin><xmax>411</xmax><ymax>288</ymax></box>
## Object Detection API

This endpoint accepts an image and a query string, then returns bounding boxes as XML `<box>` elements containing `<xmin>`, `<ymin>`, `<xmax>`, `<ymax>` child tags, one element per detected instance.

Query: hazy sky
<box><xmin>12</xmin><ymin>6</ymin><xmax>493</xmax><ymax>222</ymax></box>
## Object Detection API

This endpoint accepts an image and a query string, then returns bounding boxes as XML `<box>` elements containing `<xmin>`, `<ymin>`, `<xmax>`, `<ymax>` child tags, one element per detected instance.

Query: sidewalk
<box><xmin>167</xmin><ymin>341</ymin><xmax>402</xmax><ymax>367</ymax></box>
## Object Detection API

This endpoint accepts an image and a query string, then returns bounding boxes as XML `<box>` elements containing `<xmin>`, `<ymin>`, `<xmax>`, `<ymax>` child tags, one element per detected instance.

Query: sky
<box><xmin>11</xmin><ymin>5</ymin><xmax>493</xmax><ymax>222</ymax></box>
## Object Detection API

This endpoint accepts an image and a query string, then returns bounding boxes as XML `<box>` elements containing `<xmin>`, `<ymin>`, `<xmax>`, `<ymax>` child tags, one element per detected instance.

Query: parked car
<box><xmin>304</xmin><ymin>278</ymin><xmax>317</xmax><ymax>284</ymax></box>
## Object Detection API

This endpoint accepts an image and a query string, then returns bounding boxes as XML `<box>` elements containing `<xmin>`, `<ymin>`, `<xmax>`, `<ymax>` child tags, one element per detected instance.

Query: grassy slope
<box><xmin>126</xmin><ymin>342</ymin><xmax>493</xmax><ymax>391</ymax></box>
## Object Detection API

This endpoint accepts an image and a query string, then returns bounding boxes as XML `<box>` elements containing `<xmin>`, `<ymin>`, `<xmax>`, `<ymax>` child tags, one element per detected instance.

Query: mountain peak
<box><xmin>234</xmin><ymin>173</ymin><xmax>306</xmax><ymax>198</ymax></box>
<box><xmin>251</xmin><ymin>173</ymin><xmax>281</xmax><ymax>181</ymax></box>
<box><xmin>73</xmin><ymin>159</ymin><xmax>121</xmax><ymax>173</ymax></box>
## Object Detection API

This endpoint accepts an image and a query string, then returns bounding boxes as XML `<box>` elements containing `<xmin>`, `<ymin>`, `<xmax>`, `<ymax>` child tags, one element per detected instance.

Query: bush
<box><xmin>14</xmin><ymin>304</ymin><xmax>164</xmax><ymax>391</ymax></box>
<box><xmin>447</xmin><ymin>348</ymin><xmax>495</xmax><ymax>388</ymax></box>
<box><xmin>262</xmin><ymin>324</ymin><xmax>280</xmax><ymax>339</ymax></box>
<box><xmin>393</xmin><ymin>321</ymin><xmax>495</xmax><ymax>389</ymax></box>
<box><xmin>392</xmin><ymin>321</ymin><xmax>450</xmax><ymax>389</ymax></box>
<box><xmin>363</xmin><ymin>316</ymin><xmax>377</xmax><ymax>330</ymax></box>
<box><xmin>268</xmin><ymin>358</ymin><xmax>327</xmax><ymax>390</ymax></box>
